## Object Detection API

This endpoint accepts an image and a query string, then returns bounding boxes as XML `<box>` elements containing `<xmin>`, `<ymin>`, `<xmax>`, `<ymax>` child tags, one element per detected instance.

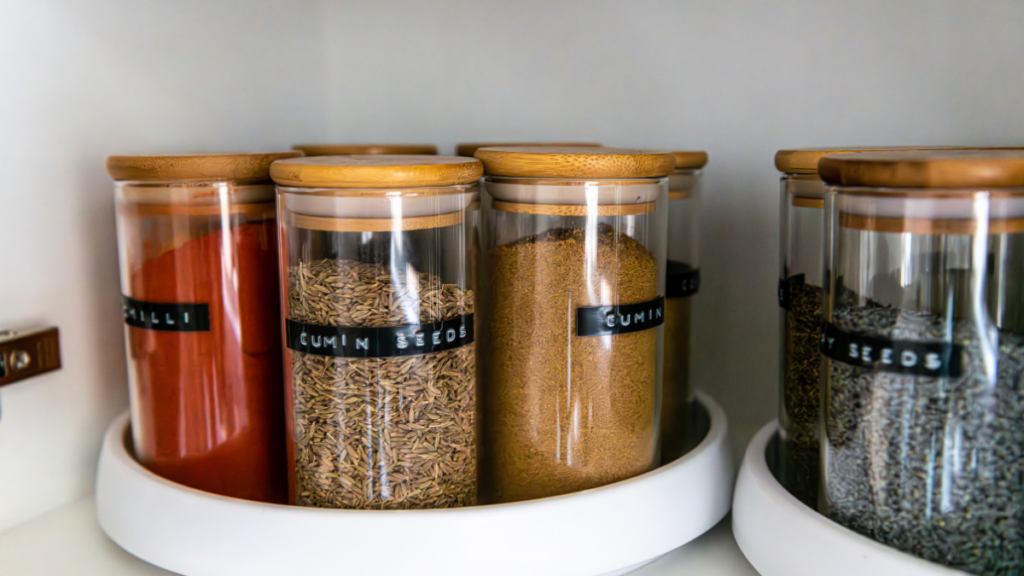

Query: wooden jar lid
<box><xmin>773</xmin><ymin>146</ymin><xmax>968</xmax><ymax>175</ymax></box>
<box><xmin>475</xmin><ymin>146</ymin><xmax>675</xmax><ymax>178</ymax></box>
<box><xmin>672</xmin><ymin>151</ymin><xmax>708</xmax><ymax>170</ymax></box>
<box><xmin>820</xmin><ymin>150</ymin><xmax>1024</xmax><ymax>189</ymax></box>
<box><xmin>456</xmin><ymin>142</ymin><xmax>600</xmax><ymax>158</ymax></box>
<box><xmin>292</xmin><ymin>143</ymin><xmax>437</xmax><ymax>156</ymax></box>
<box><xmin>270</xmin><ymin>155</ymin><xmax>483</xmax><ymax>189</ymax></box>
<box><xmin>106</xmin><ymin>151</ymin><xmax>303</xmax><ymax>183</ymax></box>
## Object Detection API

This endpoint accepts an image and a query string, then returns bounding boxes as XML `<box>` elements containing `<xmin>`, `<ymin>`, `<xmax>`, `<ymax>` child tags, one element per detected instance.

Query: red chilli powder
<box><xmin>127</xmin><ymin>219</ymin><xmax>286</xmax><ymax>503</ymax></box>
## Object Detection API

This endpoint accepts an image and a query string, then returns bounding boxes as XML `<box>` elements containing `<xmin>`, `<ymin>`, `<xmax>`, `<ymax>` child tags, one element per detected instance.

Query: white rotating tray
<box><xmin>731</xmin><ymin>421</ymin><xmax>968</xmax><ymax>576</ymax></box>
<box><xmin>96</xmin><ymin>392</ymin><xmax>734</xmax><ymax>576</ymax></box>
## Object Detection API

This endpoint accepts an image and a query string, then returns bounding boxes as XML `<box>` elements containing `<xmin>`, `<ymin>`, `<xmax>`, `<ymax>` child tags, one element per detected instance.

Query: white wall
<box><xmin>0</xmin><ymin>0</ymin><xmax>330</xmax><ymax>531</ymax></box>
<box><xmin>2</xmin><ymin>0</ymin><xmax>1024</xmax><ymax>533</ymax></box>
<box><xmin>321</xmin><ymin>0</ymin><xmax>1024</xmax><ymax>449</ymax></box>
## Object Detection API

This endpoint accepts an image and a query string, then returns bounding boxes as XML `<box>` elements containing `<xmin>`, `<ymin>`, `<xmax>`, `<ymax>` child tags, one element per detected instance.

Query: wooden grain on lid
<box><xmin>270</xmin><ymin>155</ymin><xmax>483</xmax><ymax>188</ymax></box>
<box><xmin>106</xmin><ymin>151</ymin><xmax>303</xmax><ymax>183</ymax></box>
<box><xmin>456</xmin><ymin>142</ymin><xmax>600</xmax><ymax>158</ymax></box>
<box><xmin>673</xmin><ymin>151</ymin><xmax>709</xmax><ymax>170</ymax></box>
<box><xmin>293</xmin><ymin>143</ymin><xmax>437</xmax><ymax>156</ymax></box>
<box><xmin>774</xmin><ymin>146</ymin><xmax>965</xmax><ymax>175</ymax></box>
<box><xmin>475</xmin><ymin>146</ymin><xmax>675</xmax><ymax>179</ymax></box>
<box><xmin>819</xmin><ymin>150</ymin><xmax>1024</xmax><ymax>189</ymax></box>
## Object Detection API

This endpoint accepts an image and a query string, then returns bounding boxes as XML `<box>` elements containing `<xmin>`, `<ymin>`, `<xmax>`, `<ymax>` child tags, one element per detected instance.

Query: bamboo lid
<box><xmin>293</xmin><ymin>143</ymin><xmax>437</xmax><ymax>156</ymax></box>
<box><xmin>820</xmin><ymin>150</ymin><xmax>1024</xmax><ymax>189</ymax></box>
<box><xmin>673</xmin><ymin>151</ymin><xmax>709</xmax><ymax>170</ymax></box>
<box><xmin>106</xmin><ymin>152</ymin><xmax>303</xmax><ymax>183</ymax></box>
<box><xmin>270</xmin><ymin>155</ymin><xmax>483</xmax><ymax>189</ymax></box>
<box><xmin>773</xmin><ymin>146</ymin><xmax>968</xmax><ymax>175</ymax></box>
<box><xmin>475</xmin><ymin>146</ymin><xmax>675</xmax><ymax>178</ymax></box>
<box><xmin>456</xmin><ymin>142</ymin><xmax>600</xmax><ymax>158</ymax></box>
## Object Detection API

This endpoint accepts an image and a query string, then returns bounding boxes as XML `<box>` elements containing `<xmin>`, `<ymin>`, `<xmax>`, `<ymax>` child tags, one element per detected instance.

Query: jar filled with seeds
<box><xmin>271</xmin><ymin>155</ymin><xmax>482</xmax><ymax>510</ymax></box>
<box><xmin>820</xmin><ymin>150</ymin><xmax>1024</xmax><ymax>574</ymax></box>
<box><xmin>293</xmin><ymin>143</ymin><xmax>437</xmax><ymax>157</ymax></box>
<box><xmin>109</xmin><ymin>151</ymin><xmax>301</xmax><ymax>503</ymax></box>
<box><xmin>475</xmin><ymin>146</ymin><xmax>673</xmax><ymax>503</ymax></box>
<box><xmin>775</xmin><ymin>146</ymin><xmax>963</xmax><ymax>507</ymax></box>
<box><xmin>660</xmin><ymin>150</ymin><xmax>707</xmax><ymax>463</ymax></box>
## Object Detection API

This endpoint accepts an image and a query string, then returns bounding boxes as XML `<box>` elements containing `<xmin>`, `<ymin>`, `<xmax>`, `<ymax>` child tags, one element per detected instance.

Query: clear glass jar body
<box><xmin>478</xmin><ymin>176</ymin><xmax>669</xmax><ymax>503</ymax></box>
<box><xmin>278</xmin><ymin>185</ymin><xmax>478</xmax><ymax>510</ymax></box>
<box><xmin>777</xmin><ymin>173</ymin><xmax>826</xmax><ymax>507</ymax></box>
<box><xmin>661</xmin><ymin>168</ymin><xmax>702</xmax><ymax>462</ymax></box>
<box><xmin>114</xmin><ymin>181</ymin><xmax>286</xmax><ymax>503</ymax></box>
<box><xmin>822</xmin><ymin>187</ymin><xmax>1024</xmax><ymax>573</ymax></box>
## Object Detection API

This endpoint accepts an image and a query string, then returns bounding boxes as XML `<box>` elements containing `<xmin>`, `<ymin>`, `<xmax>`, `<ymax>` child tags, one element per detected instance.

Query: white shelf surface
<box><xmin>0</xmin><ymin>497</ymin><xmax>758</xmax><ymax>576</ymax></box>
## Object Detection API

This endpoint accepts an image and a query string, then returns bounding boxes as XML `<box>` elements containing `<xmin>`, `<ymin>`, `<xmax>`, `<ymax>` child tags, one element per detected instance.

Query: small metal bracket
<box><xmin>0</xmin><ymin>327</ymin><xmax>62</xmax><ymax>388</ymax></box>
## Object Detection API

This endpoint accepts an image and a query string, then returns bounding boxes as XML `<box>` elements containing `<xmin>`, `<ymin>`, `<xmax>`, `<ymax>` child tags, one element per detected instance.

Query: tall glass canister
<box><xmin>820</xmin><ymin>150</ymin><xmax>1024</xmax><ymax>574</ymax></box>
<box><xmin>292</xmin><ymin>143</ymin><xmax>437</xmax><ymax>157</ymax></box>
<box><xmin>109</xmin><ymin>151</ymin><xmax>300</xmax><ymax>503</ymax></box>
<box><xmin>775</xmin><ymin>146</ymin><xmax>961</xmax><ymax>507</ymax></box>
<box><xmin>660</xmin><ymin>150</ymin><xmax>707</xmax><ymax>463</ymax></box>
<box><xmin>272</xmin><ymin>155</ymin><xmax>481</xmax><ymax>510</ymax></box>
<box><xmin>475</xmin><ymin>146</ymin><xmax>673</xmax><ymax>503</ymax></box>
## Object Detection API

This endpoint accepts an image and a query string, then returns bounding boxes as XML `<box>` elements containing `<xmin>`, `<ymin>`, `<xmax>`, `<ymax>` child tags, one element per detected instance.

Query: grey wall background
<box><xmin>1</xmin><ymin>0</ymin><xmax>1022</xmax><ymax>530</ymax></box>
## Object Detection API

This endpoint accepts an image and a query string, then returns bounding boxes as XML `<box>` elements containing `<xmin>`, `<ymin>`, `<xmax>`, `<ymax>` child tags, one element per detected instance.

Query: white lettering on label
<box><xmin>849</xmin><ymin>343</ymin><xmax>859</xmax><ymax>359</ymax></box>
<box><xmin>183</xmin><ymin>312</ymin><xmax>190</xmax><ymax>325</ymax></box>
<box><xmin>416</xmin><ymin>333</ymin><xmax>425</xmax><ymax>347</ymax></box>
<box><xmin>881</xmin><ymin>348</ymin><xmax>893</xmax><ymax>364</ymax></box>
<box><xmin>634</xmin><ymin>311</ymin><xmax>645</xmax><ymax>324</ymax></box>
<box><xmin>311</xmin><ymin>335</ymin><xmax>321</xmax><ymax>347</ymax></box>
<box><xmin>397</xmin><ymin>334</ymin><xmax>408</xmax><ymax>349</ymax></box>
<box><xmin>606</xmin><ymin>314</ymin><xmax>616</xmax><ymax>327</ymax></box>
<box><xmin>324</xmin><ymin>336</ymin><xmax>337</xmax><ymax>348</ymax></box>
<box><xmin>459</xmin><ymin>325</ymin><xmax>466</xmax><ymax>338</ymax></box>
<box><xmin>356</xmin><ymin>338</ymin><xmax>369</xmax><ymax>351</ymax></box>
<box><xmin>861</xmin><ymin>345</ymin><xmax>872</xmax><ymax>362</ymax></box>
<box><xmin>151</xmin><ymin>312</ymin><xmax>160</xmax><ymax>324</ymax></box>
<box><xmin>621</xmin><ymin>315</ymin><xmax>631</xmax><ymax>326</ymax></box>
<box><xmin>165</xmin><ymin>313</ymin><xmax>175</xmax><ymax>325</ymax></box>
<box><xmin>300</xmin><ymin>333</ymin><xmax>308</xmax><ymax>346</ymax></box>
<box><xmin>901</xmin><ymin>350</ymin><xmax>918</xmax><ymax>367</ymax></box>
<box><xmin>446</xmin><ymin>328</ymin><xmax>456</xmax><ymax>343</ymax></box>
<box><xmin>925</xmin><ymin>353</ymin><xmax>942</xmax><ymax>370</ymax></box>
<box><xmin>432</xmin><ymin>331</ymin><xmax>442</xmax><ymax>345</ymax></box>
<box><xmin>656</xmin><ymin>307</ymin><xmax>662</xmax><ymax>319</ymax></box>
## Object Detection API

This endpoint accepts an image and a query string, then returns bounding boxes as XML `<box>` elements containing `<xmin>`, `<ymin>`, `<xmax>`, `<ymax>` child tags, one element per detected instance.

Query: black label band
<box><xmin>778</xmin><ymin>274</ymin><xmax>805</xmax><ymax>309</ymax></box>
<box><xmin>577</xmin><ymin>296</ymin><xmax>665</xmax><ymax>337</ymax></box>
<box><xmin>667</xmin><ymin>261</ymin><xmax>700</xmax><ymax>298</ymax></box>
<box><xmin>820</xmin><ymin>321</ymin><xmax>963</xmax><ymax>378</ymax></box>
<box><xmin>123</xmin><ymin>296</ymin><xmax>210</xmax><ymax>332</ymax></box>
<box><xmin>286</xmin><ymin>315</ymin><xmax>474</xmax><ymax>359</ymax></box>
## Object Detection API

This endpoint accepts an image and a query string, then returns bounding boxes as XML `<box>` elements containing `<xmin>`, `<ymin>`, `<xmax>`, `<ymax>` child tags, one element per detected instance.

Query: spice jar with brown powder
<box><xmin>661</xmin><ymin>151</ymin><xmax>707</xmax><ymax>463</ymax></box>
<box><xmin>109</xmin><ymin>151</ymin><xmax>301</xmax><ymax>503</ymax></box>
<box><xmin>271</xmin><ymin>155</ymin><xmax>482</xmax><ymax>510</ymax></box>
<box><xmin>474</xmin><ymin>146</ymin><xmax>673</xmax><ymax>503</ymax></box>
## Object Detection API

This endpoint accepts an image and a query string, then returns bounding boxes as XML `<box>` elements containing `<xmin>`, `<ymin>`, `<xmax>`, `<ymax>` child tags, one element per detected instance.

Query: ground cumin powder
<box><xmin>480</xmin><ymin>224</ymin><xmax>659</xmax><ymax>503</ymax></box>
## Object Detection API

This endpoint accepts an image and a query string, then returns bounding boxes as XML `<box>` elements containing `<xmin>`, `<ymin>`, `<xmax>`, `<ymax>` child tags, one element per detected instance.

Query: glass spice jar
<box><xmin>660</xmin><ymin>150</ymin><xmax>707</xmax><ymax>463</ymax></box>
<box><xmin>775</xmin><ymin>146</ymin><xmax>962</xmax><ymax>508</ymax></box>
<box><xmin>820</xmin><ymin>150</ymin><xmax>1024</xmax><ymax>574</ymax></box>
<box><xmin>271</xmin><ymin>155</ymin><xmax>481</xmax><ymax>510</ymax></box>
<box><xmin>109</xmin><ymin>151</ymin><xmax>301</xmax><ymax>503</ymax></box>
<box><xmin>292</xmin><ymin>143</ymin><xmax>437</xmax><ymax>157</ymax></box>
<box><xmin>475</xmin><ymin>146</ymin><xmax>673</xmax><ymax>503</ymax></box>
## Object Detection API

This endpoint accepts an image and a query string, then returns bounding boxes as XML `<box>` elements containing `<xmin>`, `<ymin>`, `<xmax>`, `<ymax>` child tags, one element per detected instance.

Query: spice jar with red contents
<box><xmin>108</xmin><ymin>151</ymin><xmax>300</xmax><ymax>503</ymax></box>
<box><xmin>272</xmin><ymin>155</ymin><xmax>481</xmax><ymax>510</ymax></box>
<box><xmin>660</xmin><ymin>150</ymin><xmax>707</xmax><ymax>463</ymax></box>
